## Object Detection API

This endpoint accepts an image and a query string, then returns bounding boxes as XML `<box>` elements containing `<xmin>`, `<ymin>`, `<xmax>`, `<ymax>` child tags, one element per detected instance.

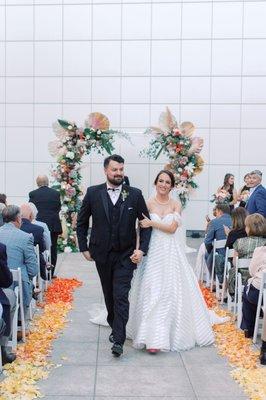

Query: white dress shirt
<box><xmin>249</xmin><ymin>184</ymin><xmax>260</xmax><ymax>198</ymax></box>
<box><xmin>107</xmin><ymin>183</ymin><xmax>122</xmax><ymax>205</ymax></box>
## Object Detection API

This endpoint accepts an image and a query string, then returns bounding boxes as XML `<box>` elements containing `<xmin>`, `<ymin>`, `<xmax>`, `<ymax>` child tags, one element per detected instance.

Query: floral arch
<box><xmin>48</xmin><ymin>109</ymin><xmax>204</xmax><ymax>253</ymax></box>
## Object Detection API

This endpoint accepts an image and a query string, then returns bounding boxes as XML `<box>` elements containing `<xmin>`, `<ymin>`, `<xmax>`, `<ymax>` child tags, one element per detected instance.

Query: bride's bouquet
<box><xmin>141</xmin><ymin>108</ymin><xmax>204</xmax><ymax>208</ymax></box>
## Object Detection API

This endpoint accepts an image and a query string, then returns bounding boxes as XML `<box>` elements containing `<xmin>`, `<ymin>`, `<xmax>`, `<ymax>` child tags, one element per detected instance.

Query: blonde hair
<box><xmin>245</xmin><ymin>213</ymin><xmax>266</xmax><ymax>237</ymax></box>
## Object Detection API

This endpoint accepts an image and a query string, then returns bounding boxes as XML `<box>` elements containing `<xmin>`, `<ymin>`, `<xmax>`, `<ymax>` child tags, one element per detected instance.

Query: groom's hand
<box><xmin>82</xmin><ymin>251</ymin><xmax>94</xmax><ymax>262</ymax></box>
<box><xmin>130</xmin><ymin>249</ymin><xmax>144</xmax><ymax>264</ymax></box>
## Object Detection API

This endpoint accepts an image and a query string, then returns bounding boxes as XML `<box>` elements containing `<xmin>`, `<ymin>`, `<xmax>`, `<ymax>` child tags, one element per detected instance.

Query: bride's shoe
<box><xmin>147</xmin><ymin>348</ymin><xmax>159</xmax><ymax>354</ymax></box>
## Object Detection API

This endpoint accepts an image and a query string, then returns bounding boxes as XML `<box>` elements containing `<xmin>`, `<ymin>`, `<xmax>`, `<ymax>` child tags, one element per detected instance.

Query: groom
<box><xmin>77</xmin><ymin>155</ymin><xmax>151</xmax><ymax>357</ymax></box>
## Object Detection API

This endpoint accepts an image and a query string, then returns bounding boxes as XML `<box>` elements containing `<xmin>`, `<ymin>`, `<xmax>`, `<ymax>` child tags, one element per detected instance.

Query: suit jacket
<box><xmin>77</xmin><ymin>183</ymin><xmax>152</xmax><ymax>266</ymax></box>
<box><xmin>246</xmin><ymin>184</ymin><xmax>266</xmax><ymax>217</ymax></box>
<box><xmin>0</xmin><ymin>223</ymin><xmax>38</xmax><ymax>307</ymax></box>
<box><xmin>29</xmin><ymin>186</ymin><xmax>62</xmax><ymax>233</ymax></box>
<box><xmin>0</xmin><ymin>243</ymin><xmax>13</xmax><ymax>306</ymax></box>
<box><xmin>204</xmin><ymin>213</ymin><xmax>232</xmax><ymax>254</ymax></box>
<box><xmin>34</xmin><ymin>220</ymin><xmax>51</xmax><ymax>250</ymax></box>
<box><xmin>21</xmin><ymin>218</ymin><xmax>47</xmax><ymax>280</ymax></box>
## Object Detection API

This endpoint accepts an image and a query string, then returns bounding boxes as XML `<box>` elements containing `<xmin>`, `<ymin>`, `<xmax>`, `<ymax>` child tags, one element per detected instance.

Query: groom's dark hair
<box><xmin>104</xmin><ymin>154</ymin><xmax>125</xmax><ymax>168</ymax></box>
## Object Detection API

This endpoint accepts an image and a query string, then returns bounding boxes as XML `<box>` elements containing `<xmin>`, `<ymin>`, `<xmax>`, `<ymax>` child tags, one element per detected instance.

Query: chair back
<box><xmin>213</xmin><ymin>239</ymin><xmax>226</xmax><ymax>251</ymax></box>
<box><xmin>236</xmin><ymin>257</ymin><xmax>251</xmax><ymax>269</ymax></box>
<box><xmin>253</xmin><ymin>271</ymin><xmax>266</xmax><ymax>343</ymax></box>
<box><xmin>9</xmin><ymin>268</ymin><xmax>26</xmax><ymax>345</ymax></box>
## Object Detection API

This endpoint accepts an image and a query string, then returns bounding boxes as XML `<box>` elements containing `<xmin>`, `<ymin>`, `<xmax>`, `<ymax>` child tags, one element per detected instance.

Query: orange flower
<box><xmin>0</xmin><ymin>278</ymin><xmax>82</xmax><ymax>399</ymax></box>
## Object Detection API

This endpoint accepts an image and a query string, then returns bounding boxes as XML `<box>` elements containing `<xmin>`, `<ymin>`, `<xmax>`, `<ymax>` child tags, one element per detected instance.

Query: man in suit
<box><xmin>204</xmin><ymin>203</ymin><xmax>232</xmax><ymax>279</ymax></box>
<box><xmin>20</xmin><ymin>203</ymin><xmax>47</xmax><ymax>280</ymax></box>
<box><xmin>0</xmin><ymin>242</ymin><xmax>16</xmax><ymax>364</ymax></box>
<box><xmin>77</xmin><ymin>154</ymin><xmax>151</xmax><ymax>357</ymax></box>
<box><xmin>29</xmin><ymin>175</ymin><xmax>62</xmax><ymax>276</ymax></box>
<box><xmin>0</xmin><ymin>205</ymin><xmax>38</xmax><ymax>317</ymax></box>
<box><xmin>246</xmin><ymin>170</ymin><xmax>266</xmax><ymax>217</ymax></box>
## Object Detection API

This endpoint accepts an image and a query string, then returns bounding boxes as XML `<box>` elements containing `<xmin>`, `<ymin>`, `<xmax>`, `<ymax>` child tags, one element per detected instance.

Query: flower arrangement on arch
<box><xmin>141</xmin><ymin>107</ymin><xmax>204</xmax><ymax>208</ymax></box>
<box><xmin>48</xmin><ymin>112</ymin><xmax>123</xmax><ymax>253</ymax></box>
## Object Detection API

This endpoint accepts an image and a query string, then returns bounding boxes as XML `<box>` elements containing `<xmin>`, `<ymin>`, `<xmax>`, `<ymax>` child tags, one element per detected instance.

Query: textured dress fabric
<box><xmin>127</xmin><ymin>213</ymin><xmax>215</xmax><ymax>351</ymax></box>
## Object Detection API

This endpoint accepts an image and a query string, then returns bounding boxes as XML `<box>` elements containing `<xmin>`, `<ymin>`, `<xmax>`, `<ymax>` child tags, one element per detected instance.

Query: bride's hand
<box><xmin>139</xmin><ymin>214</ymin><xmax>152</xmax><ymax>228</ymax></box>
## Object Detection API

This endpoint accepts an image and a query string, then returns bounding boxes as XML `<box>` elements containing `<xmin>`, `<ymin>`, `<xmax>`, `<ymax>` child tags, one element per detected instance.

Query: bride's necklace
<box><xmin>154</xmin><ymin>196</ymin><xmax>170</xmax><ymax>205</ymax></box>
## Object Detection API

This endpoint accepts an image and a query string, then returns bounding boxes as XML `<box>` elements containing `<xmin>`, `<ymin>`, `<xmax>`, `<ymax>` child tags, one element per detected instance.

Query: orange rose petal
<box><xmin>0</xmin><ymin>278</ymin><xmax>82</xmax><ymax>399</ymax></box>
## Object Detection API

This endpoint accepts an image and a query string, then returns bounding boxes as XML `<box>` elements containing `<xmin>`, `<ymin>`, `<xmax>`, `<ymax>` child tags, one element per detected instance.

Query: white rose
<box><xmin>66</xmin><ymin>151</ymin><xmax>75</xmax><ymax>160</ymax></box>
<box><xmin>64</xmin><ymin>246</ymin><xmax>72</xmax><ymax>253</ymax></box>
<box><xmin>178</xmin><ymin>168</ymin><xmax>182</xmax><ymax>172</ymax></box>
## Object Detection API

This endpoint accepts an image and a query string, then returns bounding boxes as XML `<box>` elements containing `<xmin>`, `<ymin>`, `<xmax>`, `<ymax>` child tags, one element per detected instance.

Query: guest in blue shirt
<box><xmin>204</xmin><ymin>203</ymin><xmax>232</xmax><ymax>280</ymax></box>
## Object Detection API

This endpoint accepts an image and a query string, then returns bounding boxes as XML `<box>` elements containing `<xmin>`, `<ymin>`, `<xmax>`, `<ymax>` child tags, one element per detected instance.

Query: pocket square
<box><xmin>128</xmin><ymin>207</ymin><xmax>133</xmax><ymax>210</ymax></box>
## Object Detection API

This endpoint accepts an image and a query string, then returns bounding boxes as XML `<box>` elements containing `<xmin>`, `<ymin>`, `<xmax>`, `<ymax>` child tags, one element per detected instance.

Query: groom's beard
<box><xmin>107</xmin><ymin>176</ymin><xmax>124</xmax><ymax>186</ymax></box>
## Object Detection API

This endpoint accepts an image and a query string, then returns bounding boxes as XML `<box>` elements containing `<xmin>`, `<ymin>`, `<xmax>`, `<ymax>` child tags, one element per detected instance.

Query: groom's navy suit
<box><xmin>77</xmin><ymin>183</ymin><xmax>151</xmax><ymax>345</ymax></box>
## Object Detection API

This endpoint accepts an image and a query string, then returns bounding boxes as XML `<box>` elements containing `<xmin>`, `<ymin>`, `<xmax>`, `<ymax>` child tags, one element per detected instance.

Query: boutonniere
<box><xmin>121</xmin><ymin>189</ymin><xmax>129</xmax><ymax>202</ymax></box>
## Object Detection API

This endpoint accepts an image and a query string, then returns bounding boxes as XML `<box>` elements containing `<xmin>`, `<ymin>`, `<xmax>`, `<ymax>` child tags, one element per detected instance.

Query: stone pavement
<box><xmin>39</xmin><ymin>239</ymin><xmax>248</xmax><ymax>400</ymax></box>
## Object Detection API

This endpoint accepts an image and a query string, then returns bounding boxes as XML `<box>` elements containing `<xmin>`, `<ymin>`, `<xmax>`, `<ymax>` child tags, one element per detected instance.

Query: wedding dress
<box><xmin>127</xmin><ymin>212</ymin><xmax>215</xmax><ymax>351</ymax></box>
<box><xmin>89</xmin><ymin>212</ymin><xmax>228</xmax><ymax>350</ymax></box>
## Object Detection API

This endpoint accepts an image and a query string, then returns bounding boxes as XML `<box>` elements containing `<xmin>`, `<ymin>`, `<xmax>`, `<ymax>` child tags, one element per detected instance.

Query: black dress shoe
<box><xmin>244</xmin><ymin>329</ymin><xmax>252</xmax><ymax>338</ymax></box>
<box><xmin>111</xmin><ymin>343</ymin><xmax>123</xmax><ymax>357</ymax></box>
<box><xmin>260</xmin><ymin>341</ymin><xmax>266</xmax><ymax>365</ymax></box>
<box><xmin>109</xmin><ymin>333</ymin><xmax>114</xmax><ymax>343</ymax></box>
<box><xmin>1</xmin><ymin>347</ymin><xmax>16</xmax><ymax>365</ymax></box>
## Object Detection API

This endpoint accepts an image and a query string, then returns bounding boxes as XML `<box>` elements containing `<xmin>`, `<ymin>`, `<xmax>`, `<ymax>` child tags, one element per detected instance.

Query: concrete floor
<box><xmin>39</xmin><ymin>239</ymin><xmax>248</xmax><ymax>400</ymax></box>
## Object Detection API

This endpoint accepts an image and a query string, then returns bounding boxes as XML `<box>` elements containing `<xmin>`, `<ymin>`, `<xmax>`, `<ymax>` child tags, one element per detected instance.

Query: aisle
<box><xmin>39</xmin><ymin>243</ymin><xmax>247</xmax><ymax>400</ymax></box>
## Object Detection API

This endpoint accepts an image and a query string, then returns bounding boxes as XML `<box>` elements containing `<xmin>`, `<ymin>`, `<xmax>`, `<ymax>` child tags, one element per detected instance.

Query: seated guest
<box><xmin>0</xmin><ymin>193</ymin><xmax>7</xmax><ymax>227</ymax></box>
<box><xmin>0</xmin><ymin>206</ymin><xmax>38</xmax><ymax>318</ymax></box>
<box><xmin>0</xmin><ymin>242</ymin><xmax>16</xmax><ymax>364</ymax></box>
<box><xmin>204</xmin><ymin>204</ymin><xmax>232</xmax><ymax>282</ymax></box>
<box><xmin>194</xmin><ymin>207</ymin><xmax>217</xmax><ymax>282</ymax></box>
<box><xmin>29</xmin><ymin>175</ymin><xmax>62</xmax><ymax>277</ymax></box>
<box><xmin>228</xmin><ymin>214</ymin><xmax>266</xmax><ymax>298</ymax></box>
<box><xmin>238</xmin><ymin>174</ymin><xmax>251</xmax><ymax>208</ymax></box>
<box><xmin>28</xmin><ymin>202</ymin><xmax>51</xmax><ymax>251</ymax></box>
<box><xmin>225</xmin><ymin>207</ymin><xmax>248</xmax><ymax>249</ymax></box>
<box><xmin>20</xmin><ymin>203</ymin><xmax>47</xmax><ymax>280</ymax></box>
<box><xmin>246</xmin><ymin>170</ymin><xmax>266</xmax><ymax>217</ymax></box>
<box><xmin>241</xmin><ymin>245</ymin><xmax>266</xmax><ymax>339</ymax></box>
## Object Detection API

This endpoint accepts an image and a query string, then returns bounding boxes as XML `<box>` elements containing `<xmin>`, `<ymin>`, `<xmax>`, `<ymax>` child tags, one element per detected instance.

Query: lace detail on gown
<box><xmin>127</xmin><ymin>212</ymin><xmax>215</xmax><ymax>351</ymax></box>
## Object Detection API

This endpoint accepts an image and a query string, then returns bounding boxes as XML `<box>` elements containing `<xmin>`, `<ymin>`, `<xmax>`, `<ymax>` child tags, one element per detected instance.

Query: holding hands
<box><xmin>130</xmin><ymin>249</ymin><xmax>144</xmax><ymax>264</ymax></box>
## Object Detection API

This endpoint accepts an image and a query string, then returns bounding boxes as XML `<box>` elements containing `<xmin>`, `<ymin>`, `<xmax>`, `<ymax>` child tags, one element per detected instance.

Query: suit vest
<box><xmin>107</xmin><ymin>194</ymin><xmax>123</xmax><ymax>251</ymax></box>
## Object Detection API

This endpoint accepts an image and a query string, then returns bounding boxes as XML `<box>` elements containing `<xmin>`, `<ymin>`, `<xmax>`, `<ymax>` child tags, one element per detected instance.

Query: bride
<box><xmin>126</xmin><ymin>170</ymin><xmax>215</xmax><ymax>353</ymax></box>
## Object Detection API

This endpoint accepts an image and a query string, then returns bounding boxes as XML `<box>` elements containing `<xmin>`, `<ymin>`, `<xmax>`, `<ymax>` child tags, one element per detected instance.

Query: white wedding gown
<box><xmin>127</xmin><ymin>213</ymin><xmax>215</xmax><ymax>351</ymax></box>
<box><xmin>89</xmin><ymin>212</ymin><xmax>228</xmax><ymax>351</ymax></box>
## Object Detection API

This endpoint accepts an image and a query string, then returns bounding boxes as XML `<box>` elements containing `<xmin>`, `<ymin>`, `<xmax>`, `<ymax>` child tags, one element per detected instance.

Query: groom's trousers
<box><xmin>96</xmin><ymin>251</ymin><xmax>134</xmax><ymax>345</ymax></box>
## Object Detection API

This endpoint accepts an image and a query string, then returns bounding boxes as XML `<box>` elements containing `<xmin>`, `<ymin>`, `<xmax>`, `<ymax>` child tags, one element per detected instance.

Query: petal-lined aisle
<box><xmin>200</xmin><ymin>286</ymin><xmax>266</xmax><ymax>400</ymax></box>
<box><xmin>0</xmin><ymin>278</ymin><xmax>82</xmax><ymax>400</ymax></box>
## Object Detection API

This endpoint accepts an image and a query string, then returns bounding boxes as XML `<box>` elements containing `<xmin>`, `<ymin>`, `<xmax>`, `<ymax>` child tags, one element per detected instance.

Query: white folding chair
<box><xmin>220</xmin><ymin>247</ymin><xmax>235</xmax><ymax>304</ymax></box>
<box><xmin>234</xmin><ymin>257</ymin><xmax>251</xmax><ymax>325</ymax></box>
<box><xmin>34</xmin><ymin>245</ymin><xmax>43</xmax><ymax>302</ymax></box>
<box><xmin>44</xmin><ymin>248</ymin><xmax>52</xmax><ymax>288</ymax></box>
<box><xmin>253</xmin><ymin>271</ymin><xmax>266</xmax><ymax>344</ymax></box>
<box><xmin>7</xmin><ymin>268</ymin><xmax>26</xmax><ymax>349</ymax></box>
<box><xmin>210</xmin><ymin>239</ymin><xmax>226</xmax><ymax>292</ymax></box>
<box><xmin>7</xmin><ymin>286</ymin><xmax>19</xmax><ymax>351</ymax></box>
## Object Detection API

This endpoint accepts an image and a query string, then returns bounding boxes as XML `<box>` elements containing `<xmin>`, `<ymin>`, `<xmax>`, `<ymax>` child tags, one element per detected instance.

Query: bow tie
<box><xmin>107</xmin><ymin>188</ymin><xmax>120</xmax><ymax>192</ymax></box>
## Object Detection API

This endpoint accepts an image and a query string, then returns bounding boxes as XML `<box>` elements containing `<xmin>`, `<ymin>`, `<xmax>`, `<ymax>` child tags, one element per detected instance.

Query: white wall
<box><xmin>0</xmin><ymin>0</ymin><xmax>266</xmax><ymax>229</ymax></box>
